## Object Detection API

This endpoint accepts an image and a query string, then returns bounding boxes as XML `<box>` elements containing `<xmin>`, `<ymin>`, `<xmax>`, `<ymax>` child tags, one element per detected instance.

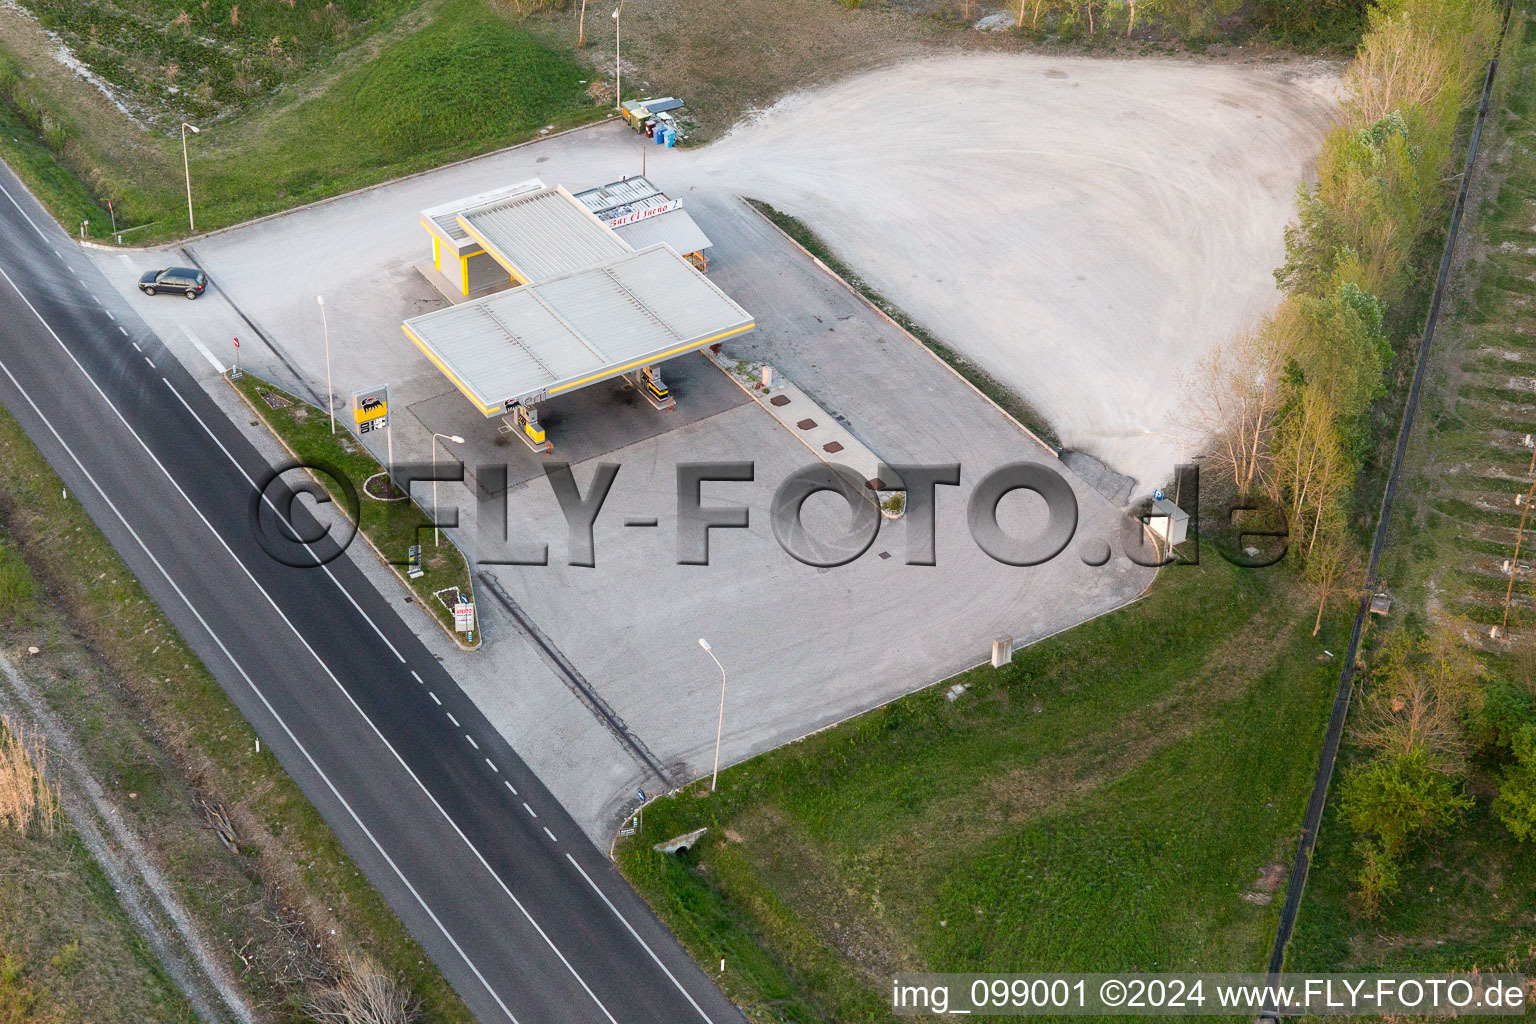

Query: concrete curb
<box><xmin>738</xmin><ymin>196</ymin><xmax>1060</xmax><ymax>458</ymax></box>
<box><xmin>704</xmin><ymin>351</ymin><xmax>903</xmax><ymax>512</ymax></box>
<box><xmin>225</xmin><ymin>375</ymin><xmax>483</xmax><ymax>653</ymax></box>
<box><xmin>80</xmin><ymin>116</ymin><xmax>617</xmax><ymax>253</ymax></box>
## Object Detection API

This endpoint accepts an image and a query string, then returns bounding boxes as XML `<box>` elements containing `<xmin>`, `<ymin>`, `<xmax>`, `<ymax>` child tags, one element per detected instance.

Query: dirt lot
<box><xmin>699</xmin><ymin>50</ymin><xmax>1342</xmax><ymax>491</ymax></box>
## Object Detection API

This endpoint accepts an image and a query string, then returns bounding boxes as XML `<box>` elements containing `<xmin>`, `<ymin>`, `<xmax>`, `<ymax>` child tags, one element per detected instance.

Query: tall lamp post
<box><xmin>699</xmin><ymin>638</ymin><xmax>726</xmax><ymax>792</ymax></box>
<box><xmin>180</xmin><ymin>123</ymin><xmax>200</xmax><ymax>233</ymax></box>
<box><xmin>432</xmin><ymin>433</ymin><xmax>465</xmax><ymax>546</ymax></box>
<box><xmin>611</xmin><ymin>4</ymin><xmax>624</xmax><ymax>113</ymax></box>
<box><xmin>316</xmin><ymin>295</ymin><xmax>336</xmax><ymax>433</ymax></box>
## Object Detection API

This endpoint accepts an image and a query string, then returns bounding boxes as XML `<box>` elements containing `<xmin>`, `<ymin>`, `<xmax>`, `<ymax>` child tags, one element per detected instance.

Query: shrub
<box><xmin>1339</xmin><ymin>747</ymin><xmax>1469</xmax><ymax>911</ymax></box>
<box><xmin>1492</xmin><ymin>724</ymin><xmax>1536</xmax><ymax>843</ymax></box>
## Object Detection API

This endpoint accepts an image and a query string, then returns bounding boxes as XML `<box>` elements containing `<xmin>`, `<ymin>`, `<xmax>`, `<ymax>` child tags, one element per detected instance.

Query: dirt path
<box><xmin>0</xmin><ymin>647</ymin><xmax>254</xmax><ymax>1024</ymax></box>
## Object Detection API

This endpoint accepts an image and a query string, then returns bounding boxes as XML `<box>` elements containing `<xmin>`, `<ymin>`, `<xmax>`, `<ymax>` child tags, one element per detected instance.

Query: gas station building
<box><xmin>406</xmin><ymin>177</ymin><xmax>750</xmax><ymax>450</ymax></box>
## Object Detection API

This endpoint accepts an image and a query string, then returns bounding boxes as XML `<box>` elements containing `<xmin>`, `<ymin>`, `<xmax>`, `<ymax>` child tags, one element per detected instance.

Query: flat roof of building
<box><xmin>401</xmin><ymin>244</ymin><xmax>754</xmax><ymax>415</ymax></box>
<box><xmin>456</xmin><ymin>185</ymin><xmax>631</xmax><ymax>283</ymax></box>
<box><xmin>420</xmin><ymin>179</ymin><xmax>544</xmax><ymax>252</ymax></box>
<box><xmin>573</xmin><ymin>176</ymin><xmax>671</xmax><ymax>221</ymax></box>
<box><xmin>613</xmin><ymin>208</ymin><xmax>712</xmax><ymax>255</ymax></box>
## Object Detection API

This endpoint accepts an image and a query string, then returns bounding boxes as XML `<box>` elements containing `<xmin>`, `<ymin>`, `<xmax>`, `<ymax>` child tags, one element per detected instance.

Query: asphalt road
<box><xmin>0</xmin><ymin>160</ymin><xmax>743</xmax><ymax>1024</ymax></box>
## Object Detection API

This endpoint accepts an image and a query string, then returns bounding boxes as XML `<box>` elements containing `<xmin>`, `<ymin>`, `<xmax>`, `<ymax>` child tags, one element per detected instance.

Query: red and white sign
<box><xmin>602</xmin><ymin>198</ymin><xmax>681</xmax><ymax>229</ymax></box>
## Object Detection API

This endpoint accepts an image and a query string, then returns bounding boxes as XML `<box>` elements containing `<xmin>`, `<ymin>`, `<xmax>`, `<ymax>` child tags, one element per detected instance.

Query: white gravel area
<box><xmin>698</xmin><ymin>51</ymin><xmax>1341</xmax><ymax>491</ymax></box>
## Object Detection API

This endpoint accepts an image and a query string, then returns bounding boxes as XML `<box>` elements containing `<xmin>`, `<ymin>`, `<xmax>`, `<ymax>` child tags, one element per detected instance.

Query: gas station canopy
<box><xmin>401</xmin><ymin>245</ymin><xmax>754</xmax><ymax>416</ymax></box>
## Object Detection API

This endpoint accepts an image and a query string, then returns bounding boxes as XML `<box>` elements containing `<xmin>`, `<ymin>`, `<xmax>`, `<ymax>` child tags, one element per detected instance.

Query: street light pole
<box><xmin>432</xmin><ymin>433</ymin><xmax>465</xmax><ymax>546</ymax></box>
<box><xmin>612</xmin><ymin>5</ymin><xmax>623</xmax><ymax>113</ymax></box>
<box><xmin>180</xmin><ymin>123</ymin><xmax>200</xmax><ymax>233</ymax></box>
<box><xmin>699</xmin><ymin>638</ymin><xmax>726</xmax><ymax>792</ymax></box>
<box><xmin>317</xmin><ymin>295</ymin><xmax>335</xmax><ymax>433</ymax></box>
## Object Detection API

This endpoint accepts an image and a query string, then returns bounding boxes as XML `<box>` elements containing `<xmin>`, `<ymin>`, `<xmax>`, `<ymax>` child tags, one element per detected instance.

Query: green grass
<box><xmin>0</xmin><ymin>398</ymin><xmax>475</xmax><ymax>1022</ymax></box>
<box><xmin>619</xmin><ymin>556</ymin><xmax>1342</xmax><ymax>1022</ymax></box>
<box><xmin>0</xmin><ymin>0</ymin><xmax>601</xmax><ymax>242</ymax></box>
<box><xmin>230</xmin><ymin>372</ymin><xmax>475</xmax><ymax>637</ymax></box>
<box><xmin>17</xmin><ymin>0</ymin><xmax>422</xmax><ymax>126</ymax></box>
<box><xmin>0</xmin><ymin>828</ymin><xmax>198</xmax><ymax>1024</ymax></box>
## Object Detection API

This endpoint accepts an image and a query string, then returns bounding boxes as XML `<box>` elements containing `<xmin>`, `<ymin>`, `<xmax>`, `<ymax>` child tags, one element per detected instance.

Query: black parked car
<box><xmin>139</xmin><ymin>267</ymin><xmax>208</xmax><ymax>299</ymax></box>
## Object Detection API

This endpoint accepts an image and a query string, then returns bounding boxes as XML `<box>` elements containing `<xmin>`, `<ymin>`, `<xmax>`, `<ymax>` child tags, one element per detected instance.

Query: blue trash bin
<box><xmin>663</xmin><ymin>128</ymin><xmax>676</xmax><ymax>147</ymax></box>
<box><xmin>653</xmin><ymin>126</ymin><xmax>666</xmax><ymax>144</ymax></box>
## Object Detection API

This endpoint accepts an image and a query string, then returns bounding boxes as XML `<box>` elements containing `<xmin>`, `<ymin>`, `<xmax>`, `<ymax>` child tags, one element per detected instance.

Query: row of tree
<box><xmin>1193</xmin><ymin>0</ymin><xmax>1517</xmax><ymax>911</ymax></box>
<box><xmin>1009</xmin><ymin>0</ymin><xmax>1368</xmax><ymax>43</ymax></box>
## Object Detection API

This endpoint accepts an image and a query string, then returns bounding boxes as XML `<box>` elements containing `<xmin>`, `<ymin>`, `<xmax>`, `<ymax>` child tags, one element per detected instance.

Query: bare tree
<box><xmin>1180</xmin><ymin>325</ymin><xmax>1285</xmax><ymax>498</ymax></box>
<box><xmin>1305</xmin><ymin>526</ymin><xmax>1362</xmax><ymax>636</ymax></box>
<box><xmin>306</xmin><ymin>955</ymin><xmax>418</xmax><ymax>1024</ymax></box>
<box><xmin>578</xmin><ymin>0</ymin><xmax>589</xmax><ymax>47</ymax></box>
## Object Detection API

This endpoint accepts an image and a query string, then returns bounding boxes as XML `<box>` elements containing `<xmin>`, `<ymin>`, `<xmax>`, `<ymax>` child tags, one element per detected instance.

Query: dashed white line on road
<box><xmin>543</xmin><ymin>827</ymin><xmax>558</xmax><ymax>843</ymax></box>
<box><xmin>465</xmin><ymin>735</ymin><xmax>479</xmax><ymax>750</ymax></box>
<box><xmin>131</xmin><ymin>342</ymin><xmax>141</xmax><ymax>352</ymax></box>
<box><xmin>446</xmin><ymin>712</ymin><xmax>460</xmax><ymax>727</ymax></box>
<box><xmin>118</xmin><ymin>326</ymin><xmax>128</xmax><ymax>336</ymax></box>
<box><xmin>522</xmin><ymin>802</ymin><xmax>537</xmax><ymax>818</ymax></box>
<box><xmin>0</xmin><ymin>257</ymin><xmax>527</xmax><ymax>1024</ymax></box>
<box><xmin>428</xmin><ymin>691</ymin><xmax>441</xmax><ymax>705</ymax></box>
<box><xmin>504</xmin><ymin>781</ymin><xmax>518</xmax><ymax>797</ymax></box>
<box><xmin>143</xmin><ymin>356</ymin><xmax>153</xmax><ymax>367</ymax></box>
<box><xmin>485</xmin><ymin>758</ymin><xmax>498</xmax><ymax>773</ymax></box>
<box><xmin>410</xmin><ymin>670</ymin><xmax>424</xmax><ymax>685</ymax></box>
<box><xmin>105</xmin><ymin>310</ymin><xmax>114</xmax><ymax>320</ymax></box>
<box><xmin>67</xmin><ymin>266</ymin><xmax>76</xmax><ymax>275</ymax></box>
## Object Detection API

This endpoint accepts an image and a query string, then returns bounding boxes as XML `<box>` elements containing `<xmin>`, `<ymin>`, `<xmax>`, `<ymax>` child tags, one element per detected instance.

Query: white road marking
<box><xmin>131</xmin><ymin>342</ymin><xmax>141</xmax><ymax>352</ymax></box>
<box><xmin>485</xmin><ymin>759</ymin><xmax>498</xmax><ymax>773</ymax></box>
<box><xmin>504</xmin><ymin>781</ymin><xmax>519</xmax><ymax>797</ymax></box>
<box><xmin>429</xmin><ymin>691</ymin><xmax>442</xmax><ymax>706</ymax></box>
<box><xmin>0</xmin><ymin>265</ymin><xmax>523</xmax><ymax>1024</ymax></box>
<box><xmin>0</xmin><ymin>202</ymin><xmax>617</xmax><ymax>1024</ymax></box>
<box><xmin>446</xmin><ymin>711</ymin><xmax>460</xmax><ymax>727</ymax></box>
<box><xmin>523</xmin><ymin>803</ymin><xmax>537</xmax><ymax>818</ymax></box>
<box><xmin>105</xmin><ymin>310</ymin><xmax>114</xmax><ymax>320</ymax></box>
<box><xmin>143</xmin><ymin>356</ymin><xmax>153</xmax><ymax>368</ymax></box>
<box><xmin>67</xmin><ymin>266</ymin><xmax>76</xmax><ymax>275</ymax></box>
<box><xmin>3</xmin><ymin>180</ymin><xmax>657</xmax><ymax>1024</ymax></box>
<box><xmin>411</xmin><ymin>670</ymin><xmax>424</xmax><ymax>685</ymax></box>
<box><xmin>118</xmin><ymin>326</ymin><xmax>128</xmax><ymax>336</ymax></box>
<box><xmin>543</xmin><ymin>827</ymin><xmax>558</xmax><ymax>843</ymax></box>
<box><xmin>149</xmin><ymin>383</ymin><xmax>617</xmax><ymax>1022</ymax></box>
<box><xmin>566</xmin><ymin>853</ymin><xmax>719</xmax><ymax>1023</ymax></box>
<box><xmin>465</xmin><ymin>734</ymin><xmax>479</xmax><ymax>750</ymax></box>
<box><xmin>186</xmin><ymin>332</ymin><xmax>226</xmax><ymax>374</ymax></box>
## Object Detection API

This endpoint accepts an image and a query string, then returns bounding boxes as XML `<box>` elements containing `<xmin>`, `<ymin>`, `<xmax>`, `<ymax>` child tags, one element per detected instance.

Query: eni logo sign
<box><xmin>353</xmin><ymin>384</ymin><xmax>389</xmax><ymax>433</ymax></box>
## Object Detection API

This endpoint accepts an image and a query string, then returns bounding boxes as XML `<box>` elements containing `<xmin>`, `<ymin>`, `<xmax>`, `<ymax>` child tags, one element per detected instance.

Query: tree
<box><xmin>1181</xmin><ymin>320</ymin><xmax>1286</xmax><ymax>497</ymax></box>
<box><xmin>1340</xmin><ymin>748</ymin><xmax>1470</xmax><ymax>913</ymax></box>
<box><xmin>1269</xmin><ymin>382</ymin><xmax>1349</xmax><ymax>564</ymax></box>
<box><xmin>1304</xmin><ymin>524</ymin><xmax>1361</xmax><ymax>635</ymax></box>
<box><xmin>1493</xmin><ymin>724</ymin><xmax>1536</xmax><ymax>843</ymax></box>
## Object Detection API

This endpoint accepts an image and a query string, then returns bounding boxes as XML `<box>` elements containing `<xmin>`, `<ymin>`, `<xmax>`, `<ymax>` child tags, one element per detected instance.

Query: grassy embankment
<box><xmin>229</xmin><ymin>372</ymin><xmax>475</xmax><ymax>638</ymax></box>
<box><xmin>1288</xmin><ymin>13</ymin><xmax>1536</xmax><ymax>979</ymax></box>
<box><xmin>0</xmin><ymin>0</ymin><xmax>600</xmax><ymax>243</ymax></box>
<box><xmin>2</xmin><ymin>0</ymin><xmax>1372</xmax><ymax>244</ymax></box>
<box><xmin>0</xmin><ymin>558</ymin><xmax>197</xmax><ymax>1024</ymax></box>
<box><xmin>619</xmin><ymin>549</ymin><xmax>1342</xmax><ymax>1022</ymax></box>
<box><xmin>0</xmin><ymin>396</ymin><xmax>474</xmax><ymax>1020</ymax></box>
